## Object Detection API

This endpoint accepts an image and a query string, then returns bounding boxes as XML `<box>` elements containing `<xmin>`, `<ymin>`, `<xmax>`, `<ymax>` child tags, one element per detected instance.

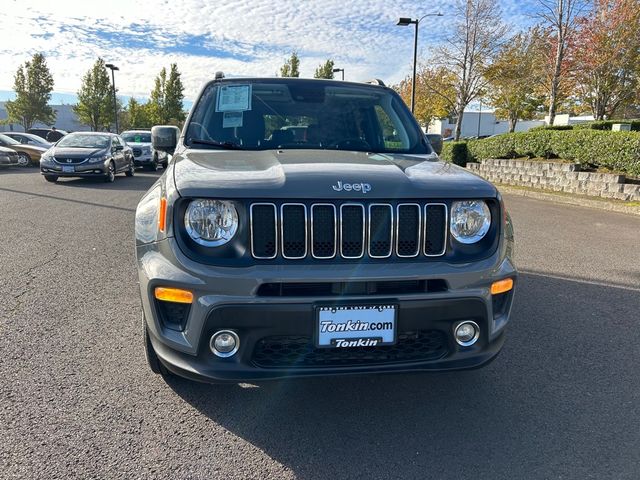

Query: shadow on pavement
<box><xmin>165</xmin><ymin>272</ymin><xmax>640</xmax><ymax>479</ymax></box>
<box><xmin>52</xmin><ymin>169</ymin><xmax>163</xmax><ymax>191</ymax></box>
<box><xmin>0</xmin><ymin>171</ymin><xmax>161</xmax><ymax>213</ymax></box>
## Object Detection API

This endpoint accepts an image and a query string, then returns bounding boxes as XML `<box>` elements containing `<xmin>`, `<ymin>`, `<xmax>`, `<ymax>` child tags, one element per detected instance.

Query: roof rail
<box><xmin>214</xmin><ymin>71</ymin><xmax>225</xmax><ymax>80</ymax></box>
<box><xmin>364</xmin><ymin>78</ymin><xmax>386</xmax><ymax>87</ymax></box>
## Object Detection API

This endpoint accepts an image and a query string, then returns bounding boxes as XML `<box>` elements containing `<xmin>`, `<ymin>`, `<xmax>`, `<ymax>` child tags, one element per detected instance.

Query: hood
<box><xmin>172</xmin><ymin>149</ymin><xmax>496</xmax><ymax>199</ymax></box>
<box><xmin>52</xmin><ymin>147</ymin><xmax>106</xmax><ymax>158</ymax></box>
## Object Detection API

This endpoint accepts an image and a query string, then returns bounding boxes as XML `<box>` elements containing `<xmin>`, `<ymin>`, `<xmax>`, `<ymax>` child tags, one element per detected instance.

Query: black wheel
<box><xmin>104</xmin><ymin>161</ymin><xmax>115</xmax><ymax>182</ymax></box>
<box><xmin>125</xmin><ymin>159</ymin><xmax>135</xmax><ymax>177</ymax></box>
<box><xmin>162</xmin><ymin>160</ymin><xmax>168</xmax><ymax>169</ymax></box>
<box><xmin>17</xmin><ymin>152</ymin><xmax>32</xmax><ymax>167</ymax></box>
<box><xmin>147</xmin><ymin>156</ymin><xmax>158</xmax><ymax>171</ymax></box>
<box><xmin>44</xmin><ymin>175</ymin><xmax>58</xmax><ymax>183</ymax></box>
<box><xmin>143</xmin><ymin>316</ymin><xmax>170</xmax><ymax>376</ymax></box>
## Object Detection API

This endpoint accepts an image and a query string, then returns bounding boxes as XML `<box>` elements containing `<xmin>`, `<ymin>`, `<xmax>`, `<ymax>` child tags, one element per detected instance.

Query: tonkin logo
<box><xmin>332</xmin><ymin>181</ymin><xmax>372</xmax><ymax>193</ymax></box>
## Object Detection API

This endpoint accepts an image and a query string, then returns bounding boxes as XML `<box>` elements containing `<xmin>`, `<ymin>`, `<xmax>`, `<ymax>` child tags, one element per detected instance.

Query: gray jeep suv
<box><xmin>135</xmin><ymin>75</ymin><xmax>517</xmax><ymax>382</ymax></box>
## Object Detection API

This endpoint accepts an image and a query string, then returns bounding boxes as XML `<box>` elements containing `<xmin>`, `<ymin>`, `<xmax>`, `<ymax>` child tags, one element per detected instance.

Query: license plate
<box><xmin>316</xmin><ymin>304</ymin><xmax>396</xmax><ymax>348</ymax></box>
<box><xmin>62</xmin><ymin>166</ymin><xmax>75</xmax><ymax>173</ymax></box>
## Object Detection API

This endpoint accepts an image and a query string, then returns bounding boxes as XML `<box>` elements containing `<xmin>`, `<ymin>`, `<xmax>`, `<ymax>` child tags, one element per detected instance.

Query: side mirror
<box><xmin>152</xmin><ymin>125</ymin><xmax>180</xmax><ymax>154</ymax></box>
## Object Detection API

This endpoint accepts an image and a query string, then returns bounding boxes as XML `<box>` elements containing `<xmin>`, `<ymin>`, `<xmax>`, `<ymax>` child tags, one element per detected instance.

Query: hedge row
<box><xmin>440</xmin><ymin>141</ymin><xmax>470</xmax><ymax>166</ymax></box>
<box><xmin>530</xmin><ymin>125</ymin><xmax>574</xmax><ymax>131</ymax></box>
<box><xmin>573</xmin><ymin>120</ymin><xmax>640</xmax><ymax>131</ymax></box>
<box><xmin>442</xmin><ymin>129</ymin><xmax>640</xmax><ymax>176</ymax></box>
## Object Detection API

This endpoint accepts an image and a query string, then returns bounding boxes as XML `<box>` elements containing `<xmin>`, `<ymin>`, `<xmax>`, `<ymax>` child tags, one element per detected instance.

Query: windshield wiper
<box><xmin>189</xmin><ymin>138</ymin><xmax>244</xmax><ymax>150</ymax></box>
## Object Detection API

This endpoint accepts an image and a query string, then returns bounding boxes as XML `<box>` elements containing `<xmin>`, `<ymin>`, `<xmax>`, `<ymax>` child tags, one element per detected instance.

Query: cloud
<box><xmin>0</xmin><ymin>0</ymin><xmax>537</xmax><ymax>102</ymax></box>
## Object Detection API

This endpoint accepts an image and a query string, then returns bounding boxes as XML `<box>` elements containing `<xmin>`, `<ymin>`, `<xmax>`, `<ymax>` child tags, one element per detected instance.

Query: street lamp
<box><xmin>396</xmin><ymin>12</ymin><xmax>443</xmax><ymax>113</ymax></box>
<box><xmin>332</xmin><ymin>68</ymin><xmax>345</xmax><ymax>81</ymax></box>
<box><xmin>105</xmin><ymin>63</ymin><xmax>119</xmax><ymax>133</ymax></box>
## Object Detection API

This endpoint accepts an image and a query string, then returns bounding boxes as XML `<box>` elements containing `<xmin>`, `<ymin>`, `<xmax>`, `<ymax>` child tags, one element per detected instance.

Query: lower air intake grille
<box><xmin>252</xmin><ymin>330</ymin><xmax>448</xmax><ymax>368</ymax></box>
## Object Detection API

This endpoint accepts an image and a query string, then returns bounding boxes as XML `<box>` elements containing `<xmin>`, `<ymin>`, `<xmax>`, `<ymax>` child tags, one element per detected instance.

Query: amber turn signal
<box><xmin>154</xmin><ymin>287</ymin><xmax>193</xmax><ymax>304</ymax></box>
<box><xmin>158</xmin><ymin>197</ymin><xmax>167</xmax><ymax>232</ymax></box>
<box><xmin>490</xmin><ymin>278</ymin><xmax>514</xmax><ymax>295</ymax></box>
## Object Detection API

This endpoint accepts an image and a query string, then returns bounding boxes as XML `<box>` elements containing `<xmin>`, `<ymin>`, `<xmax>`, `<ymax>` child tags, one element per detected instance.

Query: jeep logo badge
<box><xmin>332</xmin><ymin>181</ymin><xmax>372</xmax><ymax>193</ymax></box>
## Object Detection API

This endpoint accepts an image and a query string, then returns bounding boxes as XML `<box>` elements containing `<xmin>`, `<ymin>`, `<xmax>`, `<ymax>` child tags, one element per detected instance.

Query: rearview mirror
<box><xmin>152</xmin><ymin>125</ymin><xmax>180</xmax><ymax>154</ymax></box>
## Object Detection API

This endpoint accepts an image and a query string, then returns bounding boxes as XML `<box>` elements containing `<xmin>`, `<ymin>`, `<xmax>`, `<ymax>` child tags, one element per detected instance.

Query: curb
<box><xmin>497</xmin><ymin>184</ymin><xmax>640</xmax><ymax>216</ymax></box>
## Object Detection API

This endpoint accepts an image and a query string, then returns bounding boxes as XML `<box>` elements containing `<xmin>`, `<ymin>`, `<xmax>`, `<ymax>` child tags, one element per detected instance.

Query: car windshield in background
<box><xmin>0</xmin><ymin>133</ymin><xmax>20</xmax><ymax>145</ymax></box>
<box><xmin>57</xmin><ymin>134</ymin><xmax>110</xmax><ymax>149</ymax></box>
<box><xmin>123</xmin><ymin>133</ymin><xmax>151</xmax><ymax>143</ymax></box>
<box><xmin>185</xmin><ymin>80</ymin><xmax>429</xmax><ymax>154</ymax></box>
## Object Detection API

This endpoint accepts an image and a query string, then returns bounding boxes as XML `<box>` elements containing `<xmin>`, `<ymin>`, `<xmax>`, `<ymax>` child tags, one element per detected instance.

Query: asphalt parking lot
<box><xmin>1</xmin><ymin>167</ymin><xmax>639</xmax><ymax>479</ymax></box>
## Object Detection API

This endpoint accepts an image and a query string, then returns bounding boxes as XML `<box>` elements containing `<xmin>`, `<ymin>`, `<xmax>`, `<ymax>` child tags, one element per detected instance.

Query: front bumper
<box><xmin>138</xmin><ymin>238</ymin><xmax>517</xmax><ymax>382</ymax></box>
<box><xmin>0</xmin><ymin>157</ymin><xmax>20</xmax><ymax>166</ymax></box>
<box><xmin>41</xmin><ymin>162</ymin><xmax>107</xmax><ymax>177</ymax></box>
<box><xmin>133</xmin><ymin>154</ymin><xmax>153</xmax><ymax>166</ymax></box>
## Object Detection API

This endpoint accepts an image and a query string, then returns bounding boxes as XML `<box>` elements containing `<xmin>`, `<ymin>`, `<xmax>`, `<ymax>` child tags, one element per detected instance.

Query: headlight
<box><xmin>143</xmin><ymin>147</ymin><xmax>151</xmax><ymax>154</ymax></box>
<box><xmin>41</xmin><ymin>152</ymin><xmax>54</xmax><ymax>162</ymax></box>
<box><xmin>185</xmin><ymin>199</ymin><xmax>238</xmax><ymax>247</ymax></box>
<box><xmin>88</xmin><ymin>155</ymin><xmax>108</xmax><ymax>163</ymax></box>
<box><xmin>450</xmin><ymin>200</ymin><xmax>491</xmax><ymax>244</ymax></box>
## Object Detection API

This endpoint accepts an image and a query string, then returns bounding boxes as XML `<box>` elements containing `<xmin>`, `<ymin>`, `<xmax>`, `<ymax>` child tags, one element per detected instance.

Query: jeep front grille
<box><xmin>250</xmin><ymin>202</ymin><xmax>447</xmax><ymax>260</ymax></box>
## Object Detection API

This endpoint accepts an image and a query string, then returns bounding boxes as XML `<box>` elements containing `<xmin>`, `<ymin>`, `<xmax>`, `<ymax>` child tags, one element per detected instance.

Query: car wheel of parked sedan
<box><xmin>44</xmin><ymin>175</ymin><xmax>58</xmax><ymax>183</ymax></box>
<box><xmin>143</xmin><ymin>315</ymin><xmax>170</xmax><ymax>376</ymax></box>
<box><xmin>17</xmin><ymin>152</ymin><xmax>31</xmax><ymax>167</ymax></box>
<box><xmin>147</xmin><ymin>157</ymin><xmax>158</xmax><ymax>171</ymax></box>
<box><xmin>125</xmin><ymin>159</ymin><xmax>135</xmax><ymax>177</ymax></box>
<box><xmin>161</xmin><ymin>159</ymin><xmax>168</xmax><ymax>169</ymax></box>
<box><xmin>104</xmin><ymin>161</ymin><xmax>115</xmax><ymax>183</ymax></box>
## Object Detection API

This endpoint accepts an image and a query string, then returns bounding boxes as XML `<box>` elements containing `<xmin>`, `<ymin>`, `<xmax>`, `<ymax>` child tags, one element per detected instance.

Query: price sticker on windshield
<box><xmin>216</xmin><ymin>84</ymin><xmax>252</xmax><ymax>112</ymax></box>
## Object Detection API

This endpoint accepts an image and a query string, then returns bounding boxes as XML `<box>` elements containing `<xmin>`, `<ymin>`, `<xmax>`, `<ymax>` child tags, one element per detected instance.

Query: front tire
<box><xmin>104</xmin><ymin>161</ymin><xmax>115</xmax><ymax>183</ymax></box>
<box><xmin>143</xmin><ymin>316</ymin><xmax>170</xmax><ymax>376</ymax></box>
<box><xmin>125</xmin><ymin>159</ymin><xmax>135</xmax><ymax>177</ymax></box>
<box><xmin>44</xmin><ymin>175</ymin><xmax>58</xmax><ymax>183</ymax></box>
<box><xmin>17</xmin><ymin>152</ymin><xmax>31</xmax><ymax>167</ymax></box>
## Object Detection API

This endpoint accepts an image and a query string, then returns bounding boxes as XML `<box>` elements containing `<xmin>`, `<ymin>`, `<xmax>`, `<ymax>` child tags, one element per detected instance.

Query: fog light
<box><xmin>454</xmin><ymin>321</ymin><xmax>480</xmax><ymax>346</ymax></box>
<box><xmin>210</xmin><ymin>330</ymin><xmax>239</xmax><ymax>358</ymax></box>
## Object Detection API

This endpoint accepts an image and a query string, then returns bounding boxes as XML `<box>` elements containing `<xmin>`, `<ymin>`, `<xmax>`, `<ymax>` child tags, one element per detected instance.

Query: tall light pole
<box><xmin>105</xmin><ymin>63</ymin><xmax>119</xmax><ymax>133</ymax></box>
<box><xmin>332</xmin><ymin>68</ymin><xmax>345</xmax><ymax>80</ymax></box>
<box><xmin>396</xmin><ymin>12</ymin><xmax>443</xmax><ymax>114</ymax></box>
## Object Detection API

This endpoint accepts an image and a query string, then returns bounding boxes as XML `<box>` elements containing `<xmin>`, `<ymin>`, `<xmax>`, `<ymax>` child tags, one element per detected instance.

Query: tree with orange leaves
<box><xmin>569</xmin><ymin>0</ymin><xmax>640</xmax><ymax>119</ymax></box>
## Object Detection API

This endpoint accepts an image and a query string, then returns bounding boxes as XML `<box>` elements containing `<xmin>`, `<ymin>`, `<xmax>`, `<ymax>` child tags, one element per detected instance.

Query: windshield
<box><xmin>185</xmin><ymin>80</ymin><xmax>430</xmax><ymax>154</ymax></box>
<box><xmin>57</xmin><ymin>134</ymin><xmax>110</xmax><ymax>149</ymax></box>
<box><xmin>122</xmin><ymin>132</ymin><xmax>151</xmax><ymax>143</ymax></box>
<box><xmin>0</xmin><ymin>133</ymin><xmax>20</xmax><ymax>145</ymax></box>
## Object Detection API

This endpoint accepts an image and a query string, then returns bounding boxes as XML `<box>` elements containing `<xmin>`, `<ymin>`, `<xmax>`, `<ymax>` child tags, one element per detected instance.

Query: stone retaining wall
<box><xmin>466</xmin><ymin>159</ymin><xmax>640</xmax><ymax>202</ymax></box>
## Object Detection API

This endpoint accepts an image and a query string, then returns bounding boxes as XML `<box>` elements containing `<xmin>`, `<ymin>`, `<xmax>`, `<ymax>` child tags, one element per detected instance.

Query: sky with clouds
<box><xmin>0</xmin><ymin>0</ymin><xmax>539</xmax><ymax>104</ymax></box>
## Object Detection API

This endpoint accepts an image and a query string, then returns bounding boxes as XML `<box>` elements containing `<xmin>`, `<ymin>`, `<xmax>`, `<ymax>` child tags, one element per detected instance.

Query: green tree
<box><xmin>485</xmin><ymin>28</ymin><xmax>547</xmax><ymax>132</ymax></box>
<box><xmin>314</xmin><ymin>59</ymin><xmax>335</xmax><ymax>79</ymax></box>
<box><xmin>5</xmin><ymin>53</ymin><xmax>56</xmax><ymax>131</ymax></box>
<box><xmin>121</xmin><ymin>98</ymin><xmax>153</xmax><ymax>130</ymax></box>
<box><xmin>279</xmin><ymin>51</ymin><xmax>300</xmax><ymax>77</ymax></box>
<box><xmin>74</xmin><ymin>58</ymin><xmax>116</xmax><ymax>131</ymax></box>
<box><xmin>148</xmin><ymin>64</ymin><xmax>186</xmax><ymax>125</ymax></box>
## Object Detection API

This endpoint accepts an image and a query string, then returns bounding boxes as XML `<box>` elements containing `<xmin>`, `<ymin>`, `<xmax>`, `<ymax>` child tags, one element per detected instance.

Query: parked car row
<box><xmin>0</xmin><ymin>133</ymin><xmax>48</xmax><ymax>167</ymax></box>
<box><xmin>0</xmin><ymin>127</ymin><xmax>171</xmax><ymax>184</ymax></box>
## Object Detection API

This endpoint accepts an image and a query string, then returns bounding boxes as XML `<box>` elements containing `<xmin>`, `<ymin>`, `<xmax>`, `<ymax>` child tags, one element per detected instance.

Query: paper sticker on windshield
<box><xmin>216</xmin><ymin>84</ymin><xmax>252</xmax><ymax>112</ymax></box>
<box><xmin>223</xmin><ymin>111</ymin><xmax>243</xmax><ymax>128</ymax></box>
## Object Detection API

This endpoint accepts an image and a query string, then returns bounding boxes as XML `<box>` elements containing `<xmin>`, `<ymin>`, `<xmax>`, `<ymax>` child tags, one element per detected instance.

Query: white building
<box><xmin>428</xmin><ymin>111</ymin><xmax>544</xmax><ymax>138</ymax></box>
<box><xmin>0</xmin><ymin>103</ymin><xmax>91</xmax><ymax>133</ymax></box>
